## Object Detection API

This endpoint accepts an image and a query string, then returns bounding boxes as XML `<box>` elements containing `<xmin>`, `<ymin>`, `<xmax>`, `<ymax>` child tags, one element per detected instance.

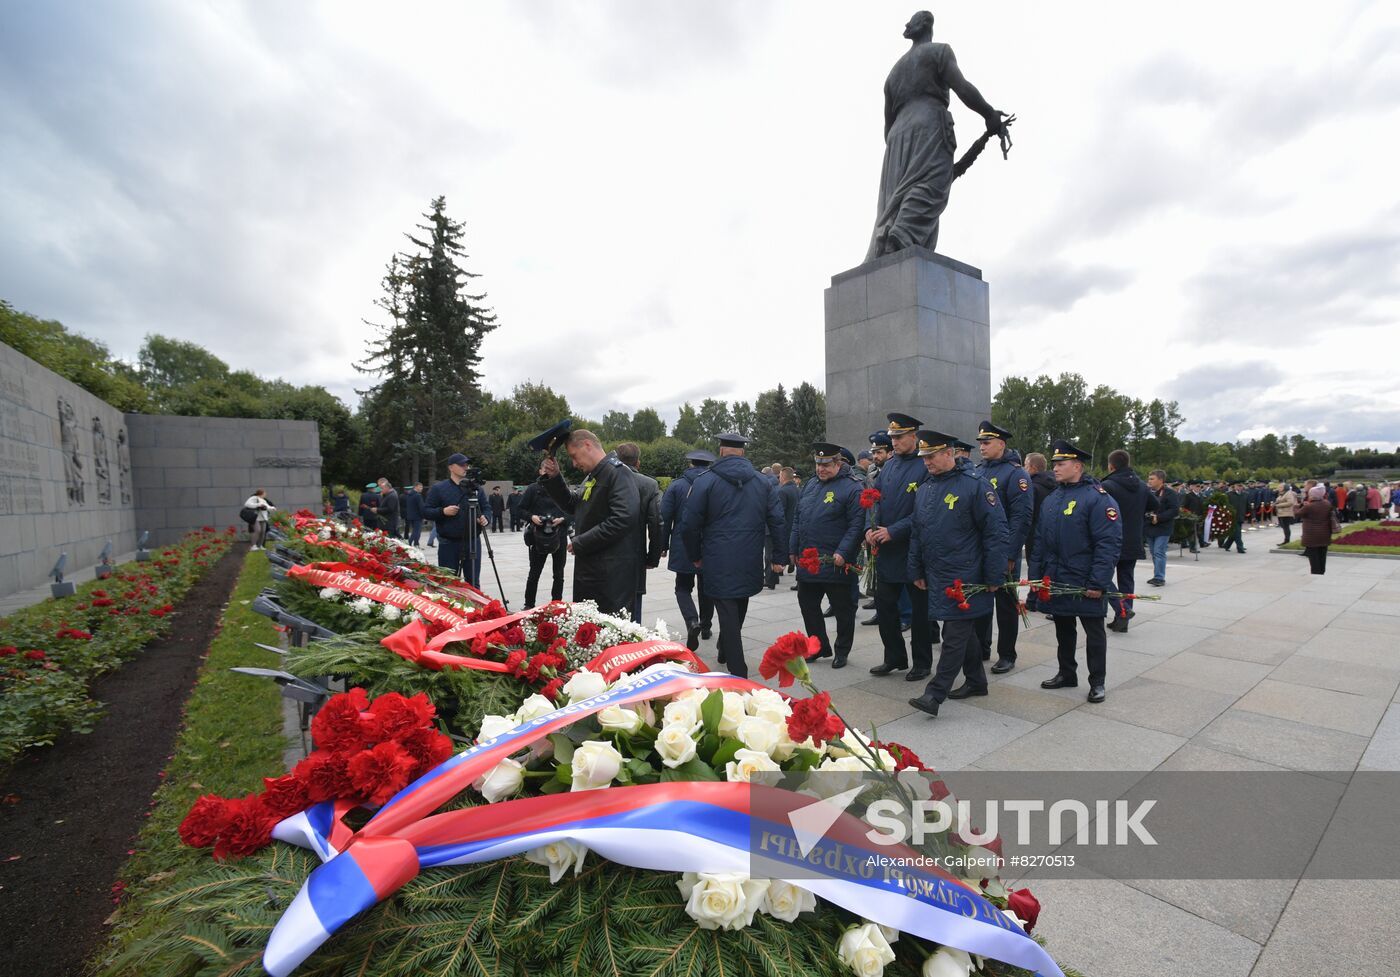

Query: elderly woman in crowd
<box><xmin>1296</xmin><ymin>484</ymin><xmax>1336</xmax><ymax>575</ymax></box>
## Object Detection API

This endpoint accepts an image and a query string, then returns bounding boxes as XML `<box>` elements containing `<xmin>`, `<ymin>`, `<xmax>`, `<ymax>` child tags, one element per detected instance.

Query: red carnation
<box><xmin>1007</xmin><ymin>887</ymin><xmax>1041</xmax><ymax>932</ymax></box>
<box><xmin>957</xmin><ymin>601</ymin><xmax>971</xmax><ymax>611</ymax></box>
<box><xmin>859</xmin><ymin>487</ymin><xmax>881</xmax><ymax>509</ymax></box>
<box><xmin>293</xmin><ymin>750</ymin><xmax>353</xmax><ymax>803</ymax></box>
<box><xmin>758</xmin><ymin>632</ymin><xmax>821</xmax><ymax>687</ymax></box>
<box><xmin>310</xmin><ymin>691</ymin><xmax>372</xmax><ymax>752</ymax></box>
<box><xmin>23</xmin><ymin>650</ymin><xmax>45</xmax><ymax>661</ymax></box>
<box><xmin>369</xmin><ymin>691</ymin><xmax>436</xmax><ymax>740</ymax></box>
<box><xmin>92</xmin><ymin>589</ymin><xmax>108</xmax><ymax>598</ymax></box>
<box><xmin>260</xmin><ymin>774</ymin><xmax>311</xmax><ymax>820</ymax></box>
<box><xmin>498</xmin><ymin>625</ymin><xmax>527</xmax><ymax>647</ymax></box>
<box><xmin>536</xmin><ymin>620</ymin><xmax>559</xmax><ymax>643</ymax></box>
<box><xmin>347</xmin><ymin>740</ymin><xmax>418</xmax><ymax>806</ymax></box>
<box><xmin>399</xmin><ymin>726</ymin><xmax>454</xmax><ymax>776</ymax></box>
<box><xmin>0</xmin><ymin>646</ymin><xmax>16</xmax><ymax>657</ymax></box>
<box><xmin>505</xmin><ymin>649</ymin><xmax>528</xmax><ymax>676</ymax></box>
<box><xmin>92</xmin><ymin>598</ymin><xmax>114</xmax><ymax>607</ymax></box>
<box><xmin>540</xmin><ymin>677</ymin><xmax>564</xmax><ymax>701</ymax></box>
<box><xmin>876</xmin><ymin>740</ymin><xmax>928</xmax><ymax>772</ymax></box>
<box><xmin>787</xmin><ymin>692</ymin><xmax>845</xmax><ymax>746</ymax></box>
<box><xmin>212</xmin><ymin>795</ymin><xmax>279</xmax><ymax>861</ymax></box>
<box><xmin>574</xmin><ymin>622</ymin><xmax>600</xmax><ymax>647</ymax></box>
<box><xmin>467</xmin><ymin>600</ymin><xmax>507</xmax><ymax>623</ymax></box>
<box><xmin>178</xmin><ymin>794</ymin><xmax>236</xmax><ymax>848</ymax></box>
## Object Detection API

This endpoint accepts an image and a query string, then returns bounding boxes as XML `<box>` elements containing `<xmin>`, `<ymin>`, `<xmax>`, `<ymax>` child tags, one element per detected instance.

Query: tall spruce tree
<box><xmin>358</xmin><ymin>197</ymin><xmax>497</xmax><ymax>483</ymax></box>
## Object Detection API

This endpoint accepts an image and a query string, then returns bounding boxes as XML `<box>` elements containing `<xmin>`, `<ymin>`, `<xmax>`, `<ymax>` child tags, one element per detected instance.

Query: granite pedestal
<box><xmin>824</xmin><ymin>246</ymin><xmax>991</xmax><ymax>451</ymax></box>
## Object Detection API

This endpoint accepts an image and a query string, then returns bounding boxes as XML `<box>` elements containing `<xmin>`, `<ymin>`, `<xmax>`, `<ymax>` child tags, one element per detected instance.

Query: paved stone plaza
<box><xmin>473</xmin><ymin>522</ymin><xmax>1400</xmax><ymax>977</ymax></box>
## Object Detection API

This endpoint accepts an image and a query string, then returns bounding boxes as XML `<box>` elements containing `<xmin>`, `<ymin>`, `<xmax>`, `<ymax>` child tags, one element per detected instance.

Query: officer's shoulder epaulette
<box><xmin>1096</xmin><ymin>485</ymin><xmax>1107</xmax><ymax>494</ymax></box>
<box><xmin>607</xmin><ymin>457</ymin><xmax>624</xmax><ymax>467</ymax></box>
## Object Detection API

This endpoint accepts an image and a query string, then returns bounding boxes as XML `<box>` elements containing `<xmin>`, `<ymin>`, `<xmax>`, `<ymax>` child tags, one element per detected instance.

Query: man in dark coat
<box><xmin>789</xmin><ymin>443</ymin><xmax>864</xmax><ymax>667</ymax></box>
<box><xmin>423</xmin><ymin>454</ymin><xmax>491</xmax><ymax>585</ymax></box>
<box><xmin>661</xmin><ymin>451</ymin><xmax>715</xmax><ymax>650</ymax></box>
<box><xmin>1180</xmin><ymin>479</ymin><xmax>1205</xmax><ymax>552</ymax></box>
<box><xmin>404</xmin><ymin>482</ymin><xmax>425</xmax><ymax>545</ymax></box>
<box><xmin>906</xmin><ymin>430</ymin><xmax>1009</xmax><ymax>717</ymax></box>
<box><xmin>1101</xmin><ymin>449</ymin><xmax>1157</xmax><ymax>633</ymax></box>
<box><xmin>972</xmin><ymin>421</ymin><xmax>1033</xmax><ymax>673</ymax></box>
<box><xmin>506</xmin><ymin>487</ymin><xmax>524</xmax><ymax>531</ymax></box>
<box><xmin>1222</xmin><ymin>479</ymin><xmax>1249</xmax><ymax>553</ymax></box>
<box><xmin>519</xmin><ymin>463</ymin><xmax>570</xmax><ymax>608</ymax></box>
<box><xmin>374</xmin><ymin>477</ymin><xmax>401</xmax><ymax>538</ymax></box>
<box><xmin>867</xmin><ymin>413</ymin><xmax>938</xmax><ymax>681</ymax></box>
<box><xmin>331</xmin><ymin>487</ymin><xmax>351</xmax><ymax>522</ymax></box>
<box><xmin>1032</xmin><ymin>440</ymin><xmax>1123</xmax><ymax>703</ymax></box>
<box><xmin>358</xmin><ymin>483</ymin><xmax>380</xmax><ymax>530</ymax></box>
<box><xmin>777</xmin><ymin>467</ymin><xmax>801</xmax><ymax>566</ymax></box>
<box><xmin>541</xmin><ymin>430</ymin><xmax>641</xmax><ymax>616</ymax></box>
<box><xmin>1144</xmin><ymin>470</ymin><xmax>1179</xmax><ymax>587</ymax></box>
<box><xmin>488</xmin><ymin>487</ymin><xmax>506</xmax><ymax>533</ymax></box>
<box><xmin>679</xmin><ymin>433</ymin><xmax>786</xmax><ymax>678</ymax></box>
<box><xmin>615</xmin><ymin>442</ymin><xmax>664</xmax><ymax>623</ymax></box>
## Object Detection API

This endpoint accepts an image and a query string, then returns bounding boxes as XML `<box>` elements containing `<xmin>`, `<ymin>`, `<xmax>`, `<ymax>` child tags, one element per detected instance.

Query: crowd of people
<box><xmin>310</xmin><ymin>425</ymin><xmax>1394</xmax><ymax>718</ymax></box>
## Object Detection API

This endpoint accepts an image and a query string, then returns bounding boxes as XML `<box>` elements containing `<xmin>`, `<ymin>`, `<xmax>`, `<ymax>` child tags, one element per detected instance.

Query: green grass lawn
<box><xmin>94</xmin><ymin>551</ymin><xmax>287</xmax><ymax>974</ymax></box>
<box><xmin>1279</xmin><ymin>519</ymin><xmax>1400</xmax><ymax>555</ymax></box>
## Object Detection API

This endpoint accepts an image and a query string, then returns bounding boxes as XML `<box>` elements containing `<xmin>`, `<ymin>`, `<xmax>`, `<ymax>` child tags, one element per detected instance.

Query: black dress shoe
<box><xmin>701</xmin><ymin>627</ymin><xmax>712</xmax><ymax>640</ymax></box>
<box><xmin>908</xmin><ymin>695</ymin><xmax>939</xmax><ymax>717</ymax></box>
<box><xmin>1087</xmin><ymin>685</ymin><xmax>1106</xmax><ymax>703</ymax></box>
<box><xmin>1237</xmin><ymin>549</ymin><xmax>1246</xmax><ymax>554</ymax></box>
<box><xmin>811</xmin><ymin>647</ymin><xmax>834</xmax><ymax>660</ymax></box>
<box><xmin>1041</xmin><ymin>674</ymin><xmax>1079</xmax><ymax>689</ymax></box>
<box><xmin>789</xmin><ymin>584</ymin><xmax>799</xmax><ymax>591</ymax></box>
<box><xmin>869</xmin><ymin>662</ymin><xmax>906</xmax><ymax>675</ymax></box>
<box><xmin>991</xmin><ymin>658</ymin><xmax>1015</xmax><ymax>674</ymax></box>
<box><xmin>861</xmin><ymin>615</ymin><xmax>879</xmax><ymax>626</ymax></box>
<box><xmin>948</xmin><ymin>683</ymin><xmax>988</xmax><ymax>699</ymax></box>
<box><xmin>1107</xmin><ymin>618</ymin><xmax>1128</xmax><ymax>633</ymax></box>
<box><xmin>831</xmin><ymin>657</ymin><xmax>848</xmax><ymax>669</ymax></box>
<box><xmin>1148</xmin><ymin>578</ymin><xmax>1164</xmax><ymax>587</ymax></box>
<box><xmin>861</xmin><ymin>600</ymin><xmax>876</xmax><ymax>610</ymax></box>
<box><xmin>905</xmin><ymin>668</ymin><xmax>930</xmax><ymax>682</ymax></box>
<box><xmin>685</xmin><ymin>621</ymin><xmax>701</xmax><ymax>651</ymax></box>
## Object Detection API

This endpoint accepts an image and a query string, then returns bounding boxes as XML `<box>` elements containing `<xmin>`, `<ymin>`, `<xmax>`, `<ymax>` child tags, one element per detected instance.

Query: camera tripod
<box><xmin>461</xmin><ymin>486</ymin><xmax>510</xmax><ymax>611</ymax></box>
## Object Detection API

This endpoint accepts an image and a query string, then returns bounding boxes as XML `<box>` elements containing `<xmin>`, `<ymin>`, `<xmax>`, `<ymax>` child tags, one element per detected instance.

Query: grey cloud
<box><xmin>1165</xmin><ymin>361</ymin><xmax>1285</xmax><ymax>404</ymax></box>
<box><xmin>995</xmin><ymin>260</ymin><xmax>1132</xmax><ymax>319</ymax></box>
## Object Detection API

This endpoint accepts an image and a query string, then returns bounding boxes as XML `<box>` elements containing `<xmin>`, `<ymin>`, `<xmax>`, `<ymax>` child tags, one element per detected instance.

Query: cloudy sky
<box><xmin>2</xmin><ymin>0</ymin><xmax>1397</xmax><ymax>448</ymax></box>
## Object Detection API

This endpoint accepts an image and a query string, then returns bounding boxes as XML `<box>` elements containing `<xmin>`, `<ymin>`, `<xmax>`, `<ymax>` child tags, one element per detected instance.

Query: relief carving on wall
<box><xmin>57</xmin><ymin>397</ymin><xmax>85</xmax><ymax>505</ymax></box>
<box><xmin>93</xmin><ymin>416</ymin><xmax>111</xmax><ymax>505</ymax></box>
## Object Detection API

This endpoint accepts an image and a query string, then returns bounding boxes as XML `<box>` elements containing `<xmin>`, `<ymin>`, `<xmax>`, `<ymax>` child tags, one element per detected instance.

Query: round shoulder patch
<box><xmin>985</xmin><ymin>490</ymin><xmax>998</xmax><ymax>507</ymax></box>
<box><xmin>1105</xmin><ymin>507</ymin><xmax>1119</xmax><ymax>521</ymax></box>
<box><xmin>1018</xmin><ymin>477</ymin><xmax>1028</xmax><ymax>491</ymax></box>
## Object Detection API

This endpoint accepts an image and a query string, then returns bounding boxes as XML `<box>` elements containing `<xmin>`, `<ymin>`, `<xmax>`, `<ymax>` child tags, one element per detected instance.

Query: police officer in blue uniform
<box><xmin>867</xmin><ymin>413</ymin><xmax>938</xmax><ymax>679</ymax></box>
<box><xmin>423</xmin><ymin>452</ymin><xmax>491</xmax><ymax>585</ymax></box>
<box><xmin>790</xmin><ymin>442</ymin><xmax>865</xmax><ymax>667</ymax></box>
<box><xmin>973</xmin><ymin>421</ymin><xmax>1033</xmax><ymax>673</ymax></box>
<box><xmin>660</xmin><ymin>449</ymin><xmax>715</xmax><ymax>650</ymax></box>
<box><xmin>1031</xmin><ymin>439</ymin><xmax>1123</xmax><ymax>703</ymax></box>
<box><xmin>906</xmin><ymin>431</ymin><xmax>1009</xmax><ymax>718</ymax></box>
<box><xmin>680</xmin><ymin>433</ymin><xmax>786</xmax><ymax>678</ymax></box>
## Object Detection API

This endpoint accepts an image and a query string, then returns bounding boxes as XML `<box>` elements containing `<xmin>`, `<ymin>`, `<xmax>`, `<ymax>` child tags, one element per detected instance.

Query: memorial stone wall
<box><xmin>0</xmin><ymin>341</ymin><xmax>322</xmax><ymax>596</ymax></box>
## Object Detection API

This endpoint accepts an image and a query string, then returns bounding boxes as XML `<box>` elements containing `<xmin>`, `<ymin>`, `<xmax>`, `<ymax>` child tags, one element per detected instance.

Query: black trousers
<box><xmin>712</xmin><ymin>597</ymin><xmax>750</xmax><ymax>678</ymax></box>
<box><xmin>974</xmin><ymin>588</ymin><xmax>1021</xmax><ymax>662</ymax></box>
<box><xmin>491</xmin><ymin>510</ymin><xmax>505</xmax><ymax>532</ymax></box>
<box><xmin>797</xmin><ymin>580</ymin><xmax>856</xmax><ymax>662</ymax></box>
<box><xmin>1053</xmin><ymin>615</ymin><xmax>1107</xmax><ymax>687</ymax></box>
<box><xmin>1221</xmin><ymin>520</ymin><xmax>1244</xmax><ymax>551</ymax></box>
<box><xmin>675</xmin><ymin>572</ymin><xmax>713</xmax><ymax>630</ymax></box>
<box><xmin>525</xmin><ymin>545</ymin><xmax>566</xmax><ymax>607</ymax></box>
<box><xmin>875</xmin><ymin>579</ymin><xmax>936</xmax><ymax>670</ymax></box>
<box><xmin>921</xmin><ymin>617</ymin><xmax>986</xmax><ymax>703</ymax></box>
<box><xmin>1305</xmin><ymin>545</ymin><xmax>1328</xmax><ymax>575</ymax></box>
<box><xmin>407</xmin><ymin>519</ymin><xmax>423</xmax><ymax>546</ymax></box>
<box><xmin>1113</xmin><ymin>559</ymin><xmax>1136</xmax><ymax>619</ymax></box>
<box><xmin>1279</xmin><ymin>516</ymin><xmax>1294</xmax><ymax>544</ymax></box>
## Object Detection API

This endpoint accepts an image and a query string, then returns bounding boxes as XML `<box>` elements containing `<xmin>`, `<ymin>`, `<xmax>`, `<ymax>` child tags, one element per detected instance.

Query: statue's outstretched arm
<box><xmin>943</xmin><ymin>49</ymin><xmax>1000</xmax><ymax>127</ymax></box>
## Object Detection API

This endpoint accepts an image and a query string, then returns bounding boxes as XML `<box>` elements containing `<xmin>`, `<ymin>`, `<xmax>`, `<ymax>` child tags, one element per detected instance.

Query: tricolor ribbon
<box><xmin>262</xmin><ymin>667</ymin><xmax>1063</xmax><ymax>977</ymax></box>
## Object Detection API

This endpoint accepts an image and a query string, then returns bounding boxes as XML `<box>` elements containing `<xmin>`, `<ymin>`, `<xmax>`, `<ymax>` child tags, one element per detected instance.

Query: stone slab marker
<box><xmin>824</xmin><ymin>246</ymin><xmax>991</xmax><ymax>453</ymax></box>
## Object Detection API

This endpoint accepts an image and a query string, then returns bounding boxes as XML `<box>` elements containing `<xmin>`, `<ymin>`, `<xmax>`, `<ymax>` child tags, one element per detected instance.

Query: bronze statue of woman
<box><xmin>865</xmin><ymin>10</ymin><xmax>1011</xmax><ymax>261</ymax></box>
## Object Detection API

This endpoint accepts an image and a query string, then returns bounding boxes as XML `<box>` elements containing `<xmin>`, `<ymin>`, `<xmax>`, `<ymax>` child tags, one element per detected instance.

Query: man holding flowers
<box><xmin>788</xmin><ymin>442</ymin><xmax>865</xmax><ymax>668</ymax></box>
<box><xmin>906</xmin><ymin>430</ymin><xmax>1009</xmax><ymax>718</ymax></box>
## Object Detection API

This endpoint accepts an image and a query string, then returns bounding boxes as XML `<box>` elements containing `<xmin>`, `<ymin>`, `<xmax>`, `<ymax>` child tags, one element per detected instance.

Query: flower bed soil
<box><xmin>0</xmin><ymin>544</ymin><xmax>245</xmax><ymax>977</ymax></box>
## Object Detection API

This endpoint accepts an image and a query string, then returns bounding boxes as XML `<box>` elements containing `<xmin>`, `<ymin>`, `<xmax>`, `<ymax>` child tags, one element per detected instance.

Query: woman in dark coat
<box><xmin>1296</xmin><ymin>484</ymin><xmax>1335</xmax><ymax>575</ymax></box>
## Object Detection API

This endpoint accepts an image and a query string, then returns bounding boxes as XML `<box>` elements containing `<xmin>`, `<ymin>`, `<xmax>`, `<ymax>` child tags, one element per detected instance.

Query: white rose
<box><xmin>381</xmin><ymin>604</ymin><xmax>402</xmax><ymax>621</ymax></box>
<box><xmin>725</xmin><ymin>748</ymin><xmax>780</xmax><ymax>783</ymax></box>
<box><xmin>837</xmin><ymin>923</ymin><xmax>896</xmax><ymax>977</ymax></box>
<box><xmin>562</xmin><ymin>670</ymin><xmax>607</xmax><ymax>702</ymax></box>
<box><xmin>349</xmin><ymin>596</ymin><xmax>374</xmax><ymax>615</ymax></box>
<box><xmin>514</xmin><ymin>694</ymin><xmax>556</xmax><ymax>725</ymax></box>
<box><xmin>746</xmin><ymin>688</ymin><xmax>791</xmax><ymax>726</ymax></box>
<box><xmin>524</xmin><ymin>840</ymin><xmax>588</xmax><ymax>883</ymax></box>
<box><xmin>814</xmin><ymin>755</ymin><xmax>869</xmax><ymax>796</ymax></box>
<box><xmin>773</xmin><ymin>722</ymin><xmax>821</xmax><ymax>762</ymax></box>
<box><xmin>476</xmin><ymin>714</ymin><xmax>516</xmax><ymax>742</ymax></box>
<box><xmin>662</xmin><ymin>697</ymin><xmax>703</xmax><ymax>731</ymax></box>
<box><xmin>761</xmin><ymin>880</ymin><xmax>816</xmax><ymax>922</ymax></box>
<box><xmin>718</xmin><ymin>691</ymin><xmax>746</xmax><ymax>737</ymax></box>
<box><xmin>923</xmin><ymin>945</ymin><xmax>973</xmax><ymax>977</ymax></box>
<box><xmin>473</xmin><ymin>758</ymin><xmax>524</xmax><ymax>803</ymax></box>
<box><xmin>318</xmin><ymin>587</ymin><xmax>342</xmax><ymax>601</ymax></box>
<box><xmin>655</xmin><ymin>723</ymin><xmax>699</xmax><ymax>768</ymax></box>
<box><xmin>597</xmin><ymin>705</ymin><xmax>643</xmax><ymax>735</ymax></box>
<box><xmin>736</xmin><ymin>716</ymin><xmax>782</xmax><ymax>757</ymax></box>
<box><xmin>570</xmin><ymin>740</ymin><xmax>623</xmax><ymax>791</ymax></box>
<box><xmin>677</xmin><ymin>872</ymin><xmax>771</xmax><ymax>931</ymax></box>
<box><xmin>872</xmin><ymin>921</ymin><xmax>899</xmax><ymax>944</ymax></box>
